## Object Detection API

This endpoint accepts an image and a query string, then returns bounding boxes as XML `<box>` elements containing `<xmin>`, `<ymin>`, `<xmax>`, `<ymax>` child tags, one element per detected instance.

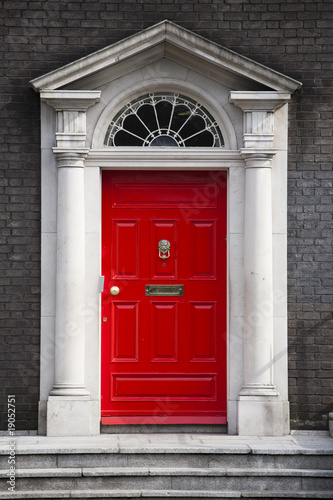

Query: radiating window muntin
<box><xmin>104</xmin><ymin>93</ymin><xmax>224</xmax><ymax>147</ymax></box>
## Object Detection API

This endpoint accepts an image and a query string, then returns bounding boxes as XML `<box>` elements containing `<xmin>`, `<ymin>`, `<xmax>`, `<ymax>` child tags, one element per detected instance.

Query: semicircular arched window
<box><xmin>103</xmin><ymin>93</ymin><xmax>224</xmax><ymax>147</ymax></box>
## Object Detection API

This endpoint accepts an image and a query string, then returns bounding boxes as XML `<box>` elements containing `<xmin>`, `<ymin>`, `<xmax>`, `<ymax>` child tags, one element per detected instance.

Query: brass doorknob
<box><xmin>110</xmin><ymin>286</ymin><xmax>120</xmax><ymax>296</ymax></box>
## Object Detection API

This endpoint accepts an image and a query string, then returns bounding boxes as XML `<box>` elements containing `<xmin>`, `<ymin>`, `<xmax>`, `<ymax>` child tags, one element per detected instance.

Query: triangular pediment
<box><xmin>30</xmin><ymin>20</ymin><xmax>301</xmax><ymax>93</ymax></box>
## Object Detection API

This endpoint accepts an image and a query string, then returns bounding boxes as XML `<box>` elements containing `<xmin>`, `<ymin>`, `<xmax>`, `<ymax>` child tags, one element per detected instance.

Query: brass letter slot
<box><xmin>145</xmin><ymin>285</ymin><xmax>184</xmax><ymax>296</ymax></box>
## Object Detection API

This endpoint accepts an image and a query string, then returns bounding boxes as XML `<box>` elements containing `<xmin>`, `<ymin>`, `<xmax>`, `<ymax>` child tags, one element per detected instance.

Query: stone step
<box><xmin>0</xmin><ymin>489</ymin><xmax>332</xmax><ymax>499</ymax></box>
<box><xmin>0</xmin><ymin>434</ymin><xmax>332</xmax><ymax>499</ymax></box>
<box><xmin>1</xmin><ymin>466</ymin><xmax>333</xmax><ymax>478</ymax></box>
<box><xmin>1</xmin><ymin>467</ymin><xmax>332</xmax><ymax>492</ymax></box>
<box><xmin>1</xmin><ymin>452</ymin><xmax>332</xmax><ymax>471</ymax></box>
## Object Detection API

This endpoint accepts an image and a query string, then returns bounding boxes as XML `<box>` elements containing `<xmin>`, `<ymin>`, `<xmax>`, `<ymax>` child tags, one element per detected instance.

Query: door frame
<box><xmin>88</xmin><ymin>127</ymin><xmax>288</xmax><ymax>436</ymax></box>
<box><xmin>92</xmin><ymin>150</ymin><xmax>238</xmax><ymax>430</ymax></box>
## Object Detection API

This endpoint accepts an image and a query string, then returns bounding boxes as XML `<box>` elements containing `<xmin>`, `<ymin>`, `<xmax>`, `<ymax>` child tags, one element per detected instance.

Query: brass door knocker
<box><xmin>158</xmin><ymin>240</ymin><xmax>171</xmax><ymax>259</ymax></box>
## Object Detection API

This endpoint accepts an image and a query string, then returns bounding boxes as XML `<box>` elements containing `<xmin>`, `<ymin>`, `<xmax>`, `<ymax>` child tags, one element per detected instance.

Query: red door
<box><xmin>101</xmin><ymin>171</ymin><xmax>227</xmax><ymax>424</ymax></box>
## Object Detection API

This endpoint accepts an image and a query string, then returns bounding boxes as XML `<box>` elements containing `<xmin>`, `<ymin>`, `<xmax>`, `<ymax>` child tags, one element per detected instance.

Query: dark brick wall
<box><xmin>0</xmin><ymin>0</ymin><xmax>332</xmax><ymax>431</ymax></box>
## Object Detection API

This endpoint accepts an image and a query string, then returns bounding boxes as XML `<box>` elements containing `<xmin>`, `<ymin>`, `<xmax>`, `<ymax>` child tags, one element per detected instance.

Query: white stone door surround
<box><xmin>30</xmin><ymin>21</ymin><xmax>301</xmax><ymax>437</ymax></box>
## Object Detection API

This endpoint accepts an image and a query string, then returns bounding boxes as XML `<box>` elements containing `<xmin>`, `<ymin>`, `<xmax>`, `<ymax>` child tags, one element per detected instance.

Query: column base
<box><xmin>238</xmin><ymin>397</ymin><xmax>288</xmax><ymax>436</ymax></box>
<box><xmin>239</xmin><ymin>384</ymin><xmax>279</xmax><ymax>397</ymax></box>
<box><xmin>47</xmin><ymin>396</ymin><xmax>100</xmax><ymax>437</ymax></box>
<box><xmin>49</xmin><ymin>384</ymin><xmax>90</xmax><ymax>397</ymax></box>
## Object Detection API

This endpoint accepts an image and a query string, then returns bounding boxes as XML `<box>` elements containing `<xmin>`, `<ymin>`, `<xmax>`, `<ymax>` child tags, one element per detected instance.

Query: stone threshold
<box><xmin>0</xmin><ymin>432</ymin><xmax>332</xmax><ymax>456</ymax></box>
<box><xmin>101</xmin><ymin>424</ymin><xmax>227</xmax><ymax>434</ymax></box>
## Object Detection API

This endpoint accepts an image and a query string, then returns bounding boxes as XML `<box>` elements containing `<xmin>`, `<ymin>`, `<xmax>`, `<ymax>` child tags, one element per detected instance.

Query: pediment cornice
<box><xmin>30</xmin><ymin>20</ymin><xmax>301</xmax><ymax>93</ymax></box>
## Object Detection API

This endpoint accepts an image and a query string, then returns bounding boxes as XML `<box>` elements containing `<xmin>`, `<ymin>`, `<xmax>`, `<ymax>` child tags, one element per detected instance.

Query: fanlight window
<box><xmin>104</xmin><ymin>93</ymin><xmax>224</xmax><ymax>147</ymax></box>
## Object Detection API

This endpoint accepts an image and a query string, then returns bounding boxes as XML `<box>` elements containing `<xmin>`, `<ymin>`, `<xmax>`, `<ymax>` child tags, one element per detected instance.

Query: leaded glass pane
<box><xmin>104</xmin><ymin>93</ymin><xmax>224</xmax><ymax>147</ymax></box>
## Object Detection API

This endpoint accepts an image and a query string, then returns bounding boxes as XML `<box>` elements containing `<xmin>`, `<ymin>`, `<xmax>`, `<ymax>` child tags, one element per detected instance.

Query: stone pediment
<box><xmin>30</xmin><ymin>20</ymin><xmax>301</xmax><ymax>93</ymax></box>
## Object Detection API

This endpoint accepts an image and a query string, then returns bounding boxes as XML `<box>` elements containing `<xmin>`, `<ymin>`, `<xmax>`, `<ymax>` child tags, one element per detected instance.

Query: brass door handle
<box><xmin>110</xmin><ymin>286</ymin><xmax>120</xmax><ymax>296</ymax></box>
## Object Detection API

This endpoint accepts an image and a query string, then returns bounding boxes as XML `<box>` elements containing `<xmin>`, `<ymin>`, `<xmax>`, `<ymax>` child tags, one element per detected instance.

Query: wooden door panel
<box><xmin>112</xmin><ymin>181</ymin><xmax>218</xmax><ymax>208</ymax></box>
<box><xmin>150</xmin><ymin>220</ymin><xmax>178</xmax><ymax>280</ymax></box>
<box><xmin>102</xmin><ymin>171</ymin><xmax>227</xmax><ymax>424</ymax></box>
<box><xmin>190</xmin><ymin>220</ymin><xmax>217</xmax><ymax>280</ymax></box>
<box><xmin>112</xmin><ymin>302</ymin><xmax>139</xmax><ymax>363</ymax></box>
<box><xmin>111</xmin><ymin>374</ymin><xmax>217</xmax><ymax>401</ymax></box>
<box><xmin>112</xmin><ymin>220</ymin><xmax>139</xmax><ymax>279</ymax></box>
<box><xmin>150</xmin><ymin>301</ymin><xmax>178</xmax><ymax>363</ymax></box>
<box><xmin>190</xmin><ymin>302</ymin><xmax>217</xmax><ymax>362</ymax></box>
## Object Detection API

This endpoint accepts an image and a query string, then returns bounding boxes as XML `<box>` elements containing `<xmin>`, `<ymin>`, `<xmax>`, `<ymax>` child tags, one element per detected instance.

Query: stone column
<box><xmin>229</xmin><ymin>91</ymin><xmax>290</xmax><ymax>435</ymax></box>
<box><xmin>51</xmin><ymin>150</ymin><xmax>89</xmax><ymax>397</ymax></box>
<box><xmin>241</xmin><ymin>149</ymin><xmax>278</xmax><ymax>396</ymax></box>
<box><xmin>40</xmin><ymin>91</ymin><xmax>100</xmax><ymax>436</ymax></box>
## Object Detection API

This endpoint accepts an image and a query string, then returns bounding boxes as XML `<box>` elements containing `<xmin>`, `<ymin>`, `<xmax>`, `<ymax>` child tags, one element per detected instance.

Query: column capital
<box><xmin>41</xmin><ymin>90</ymin><xmax>101</xmax><ymax>149</ymax></box>
<box><xmin>40</xmin><ymin>90</ymin><xmax>101</xmax><ymax>111</ymax></box>
<box><xmin>52</xmin><ymin>148</ymin><xmax>90</xmax><ymax>168</ymax></box>
<box><xmin>229</xmin><ymin>91</ymin><xmax>291</xmax><ymax>149</ymax></box>
<box><xmin>229</xmin><ymin>91</ymin><xmax>291</xmax><ymax>112</ymax></box>
<box><xmin>240</xmin><ymin>148</ymin><xmax>277</xmax><ymax>168</ymax></box>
